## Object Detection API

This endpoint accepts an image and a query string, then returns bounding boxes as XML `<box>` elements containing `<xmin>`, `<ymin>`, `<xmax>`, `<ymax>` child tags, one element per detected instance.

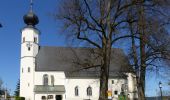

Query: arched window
<box><xmin>43</xmin><ymin>74</ymin><xmax>48</xmax><ymax>86</ymax></box>
<box><xmin>34</xmin><ymin>37</ymin><xmax>37</xmax><ymax>43</ymax></box>
<box><xmin>75</xmin><ymin>86</ymin><xmax>79</xmax><ymax>96</ymax></box>
<box><xmin>28</xmin><ymin>67</ymin><xmax>30</xmax><ymax>72</ymax></box>
<box><xmin>87</xmin><ymin>86</ymin><xmax>92</xmax><ymax>96</ymax></box>
<box><xmin>51</xmin><ymin>75</ymin><xmax>54</xmax><ymax>86</ymax></box>
<box><xmin>48</xmin><ymin>95</ymin><xmax>53</xmax><ymax>99</ymax></box>
<box><xmin>23</xmin><ymin>37</ymin><xmax>25</xmax><ymax>43</ymax></box>
<box><xmin>41</xmin><ymin>96</ymin><xmax>46</xmax><ymax>100</ymax></box>
<box><xmin>28</xmin><ymin>47</ymin><xmax>31</xmax><ymax>51</ymax></box>
<box><xmin>114</xmin><ymin>90</ymin><xmax>118</xmax><ymax>95</ymax></box>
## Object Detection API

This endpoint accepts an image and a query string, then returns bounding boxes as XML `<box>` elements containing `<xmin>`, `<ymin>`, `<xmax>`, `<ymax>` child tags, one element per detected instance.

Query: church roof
<box><xmin>35</xmin><ymin>46</ymin><xmax>133</xmax><ymax>78</ymax></box>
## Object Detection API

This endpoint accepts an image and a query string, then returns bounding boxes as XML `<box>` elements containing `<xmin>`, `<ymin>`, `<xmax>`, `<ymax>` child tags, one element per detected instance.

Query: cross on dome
<box><xmin>30</xmin><ymin>0</ymin><xmax>33</xmax><ymax>12</ymax></box>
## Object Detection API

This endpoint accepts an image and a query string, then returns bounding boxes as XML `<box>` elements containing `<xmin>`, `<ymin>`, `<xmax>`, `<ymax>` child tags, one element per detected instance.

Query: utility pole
<box><xmin>159</xmin><ymin>81</ymin><xmax>163</xmax><ymax>100</ymax></box>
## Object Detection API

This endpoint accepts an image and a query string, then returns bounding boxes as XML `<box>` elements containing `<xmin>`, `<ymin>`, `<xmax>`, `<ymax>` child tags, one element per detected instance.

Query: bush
<box><xmin>15</xmin><ymin>96</ymin><xmax>25</xmax><ymax>100</ymax></box>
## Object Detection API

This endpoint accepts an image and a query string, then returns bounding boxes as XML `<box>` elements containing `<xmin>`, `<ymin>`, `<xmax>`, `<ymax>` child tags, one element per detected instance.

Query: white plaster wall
<box><xmin>21</xmin><ymin>28</ymin><xmax>39</xmax><ymax>43</ymax></box>
<box><xmin>127</xmin><ymin>73</ymin><xmax>138</xmax><ymax>100</ymax></box>
<box><xmin>33</xmin><ymin>71</ymin><xmax>127</xmax><ymax>100</ymax></box>
<box><xmin>34</xmin><ymin>72</ymin><xmax>66</xmax><ymax>85</ymax></box>
<box><xmin>109</xmin><ymin>79</ymin><xmax>127</xmax><ymax>100</ymax></box>
<box><xmin>34</xmin><ymin>71</ymin><xmax>66</xmax><ymax>100</ymax></box>
<box><xmin>65</xmin><ymin>79</ymin><xmax>99</xmax><ymax>100</ymax></box>
<box><xmin>65</xmin><ymin>78</ymin><xmax>126</xmax><ymax>100</ymax></box>
<box><xmin>21</xmin><ymin>28</ymin><xmax>39</xmax><ymax>58</ymax></box>
<box><xmin>20</xmin><ymin>57</ymin><xmax>36</xmax><ymax>100</ymax></box>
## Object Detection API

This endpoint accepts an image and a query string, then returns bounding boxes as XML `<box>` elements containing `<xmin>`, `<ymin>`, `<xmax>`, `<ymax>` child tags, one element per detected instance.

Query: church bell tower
<box><xmin>20</xmin><ymin>1</ymin><xmax>39</xmax><ymax>100</ymax></box>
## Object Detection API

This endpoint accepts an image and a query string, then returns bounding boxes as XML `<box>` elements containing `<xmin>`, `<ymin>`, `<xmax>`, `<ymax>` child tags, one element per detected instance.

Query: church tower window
<box><xmin>43</xmin><ymin>74</ymin><xmax>48</xmax><ymax>86</ymax></box>
<box><xmin>23</xmin><ymin>37</ymin><xmax>25</xmax><ymax>43</ymax></box>
<box><xmin>22</xmin><ymin>68</ymin><xmax>24</xmax><ymax>73</ymax></box>
<box><xmin>28</xmin><ymin>47</ymin><xmax>31</xmax><ymax>51</ymax></box>
<box><xmin>34</xmin><ymin>37</ymin><xmax>37</xmax><ymax>43</ymax></box>
<box><xmin>28</xmin><ymin>67</ymin><xmax>30</xmax><ymax>72</ymax></box>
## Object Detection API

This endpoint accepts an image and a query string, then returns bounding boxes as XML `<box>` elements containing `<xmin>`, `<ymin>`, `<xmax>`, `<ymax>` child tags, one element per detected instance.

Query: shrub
<box><xmin>15</xmin><ymin>96</ymin><xmax>25</xmax><ymax>100</ymax></box>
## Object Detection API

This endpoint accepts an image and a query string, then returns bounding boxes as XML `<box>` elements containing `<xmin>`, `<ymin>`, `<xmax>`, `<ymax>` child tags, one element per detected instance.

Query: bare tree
<box><xmin>127</xmin><ymin>0</ymin><xmax>170</xmax><ymax>99</ymax></box>
<box><xmin>55</xmin><ymin>0</ymin><xmax>141</xmax><ymax>99</ymax></box>
<box><xmin>55</xmin><ymin>0</ymin><xmax>170</xmax><ymax>99</ymax></box>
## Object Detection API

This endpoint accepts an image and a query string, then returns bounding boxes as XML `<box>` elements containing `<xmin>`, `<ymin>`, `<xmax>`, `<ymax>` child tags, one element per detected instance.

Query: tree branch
<box><xmin>111</xmin><ymin>35</ymin><xmax>140</xmax><ymax>45</ymax></box>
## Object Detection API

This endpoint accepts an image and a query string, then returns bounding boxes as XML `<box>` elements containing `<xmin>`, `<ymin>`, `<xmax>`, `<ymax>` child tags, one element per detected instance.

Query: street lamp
<box><xmin>159</xmin><ymin>81</ymin><xmax>163</xmax><ymax>100</ymax></box>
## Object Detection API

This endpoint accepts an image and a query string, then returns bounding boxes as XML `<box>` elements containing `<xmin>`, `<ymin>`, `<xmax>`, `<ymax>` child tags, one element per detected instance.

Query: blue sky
<box><xmin>0</xmin><ymin>0</ymin><xmax>168</xmax><ymax>96</ymax></box>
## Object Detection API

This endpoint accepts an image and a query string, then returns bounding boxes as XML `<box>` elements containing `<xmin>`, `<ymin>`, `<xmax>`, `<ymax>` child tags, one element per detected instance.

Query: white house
<box><xmin>20</xmin><ymin>3</ymin><xmax>138</xmax><ymax>100</ymax></box>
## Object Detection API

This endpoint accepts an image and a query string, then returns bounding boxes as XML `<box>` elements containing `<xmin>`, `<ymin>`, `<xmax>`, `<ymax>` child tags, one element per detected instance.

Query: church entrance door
<box><xmin>55</xmin><ymin>95</ymin><xmax>62</xmax><ymax>100</ymax></box>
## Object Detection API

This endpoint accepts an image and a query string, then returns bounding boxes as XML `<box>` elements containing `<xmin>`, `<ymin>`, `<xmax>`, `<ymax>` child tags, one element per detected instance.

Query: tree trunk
<box><xmin>138</xmin><ymin>0</ymin><xmax>147</xmax><ymax>99</ymax></box>
<box><xmin>99</xmin><ymin>39</ymin><xmax>111</xmax><ymax>100</ymax></box>
<box><xmin>99</xmin><ymin>1</ymin><xmax>112</xmax><ymax>99</ymax></box>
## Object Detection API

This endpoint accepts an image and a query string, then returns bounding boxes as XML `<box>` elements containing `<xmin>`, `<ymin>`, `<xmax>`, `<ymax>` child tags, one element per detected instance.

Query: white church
<box><xmin>20</xmin><ymin>2</ymin><xmax>138</xmax><ymax>100</ymax></box>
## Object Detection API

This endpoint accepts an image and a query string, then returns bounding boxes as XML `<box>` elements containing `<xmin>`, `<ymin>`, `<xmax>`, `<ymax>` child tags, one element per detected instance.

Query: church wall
<box><xmin>65</xmin><ymin>78</ymin><xmax>126</xmax><ymax>100</ymax></box>
<box><xmin>33</xmin><ymin>72</ymin><xmax>66</xmax><ymax>100</ymax></box>
<box><xmin>65</xmin><ymin>79</ymin><xmax>99</xmax><ymax>100</ymax></box>
<box><xmin>33</xmin><ymin>71</ymin><xmax>128</xmax><ymax>100</ymax></box>
<box><xmin>34</xmin><ymin>71</ymin><xmax>66</xmax><ymax>85</ymax></box>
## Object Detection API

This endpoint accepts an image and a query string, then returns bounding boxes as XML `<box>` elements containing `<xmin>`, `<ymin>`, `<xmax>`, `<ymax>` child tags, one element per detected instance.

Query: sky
<box><xmin>0</xmin><ymin>0</ymin><xmax>168</xmax><ymax>96</ymax></box>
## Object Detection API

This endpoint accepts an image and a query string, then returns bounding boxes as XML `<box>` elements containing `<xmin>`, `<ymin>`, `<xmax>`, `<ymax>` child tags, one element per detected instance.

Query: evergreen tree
<box><xmin>14</xmin><ymin>79</ymin><xmax>20</xmax><ymax>97</ymax></box>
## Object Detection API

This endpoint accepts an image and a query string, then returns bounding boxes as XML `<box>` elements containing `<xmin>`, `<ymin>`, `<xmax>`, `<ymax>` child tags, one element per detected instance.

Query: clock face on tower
<box><xmin>26</xmin><ymin>42</ymin><xmax>32</xmax><ymax>51</ymax></box>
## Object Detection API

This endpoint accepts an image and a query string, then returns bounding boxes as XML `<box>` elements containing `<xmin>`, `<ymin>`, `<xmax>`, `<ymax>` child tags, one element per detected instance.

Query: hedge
<box><xmin>15</xmin><ymin>96</ymin><xmax>25</xmax><ymax>100</ymax></box>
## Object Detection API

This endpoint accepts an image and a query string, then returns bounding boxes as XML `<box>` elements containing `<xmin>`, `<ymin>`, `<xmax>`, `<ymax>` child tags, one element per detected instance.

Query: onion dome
<box><xmin>23</xmin><ymin>11</ymin><xmax>39</xmax><ymax>26</ymax></box>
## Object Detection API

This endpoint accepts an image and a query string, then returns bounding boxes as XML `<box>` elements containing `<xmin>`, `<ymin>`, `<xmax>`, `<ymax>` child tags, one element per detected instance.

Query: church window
<box><xmin>28</xmin><ymin>67</ymin><xmax>30</xmax><ymax>72</ymax></box>
<box><xmin>48</xmin><ymin>95</ymin><xmax>53</xmax><ymax>99</ymax></box>
<box><xmin>43</xmin><ymin>74</ymin><xmax>48</xmax><ymax>86</ymax></box>
<box><xmin>112</xmin><ymin>80</ymin><xmax>114</xmax><ymax>84</ymax></box>
<box><xmin>34</xmin><ymin>37</ymin><xmax>37</xmax><ymax>43</ymax></box>
<box><xmin>75</xmin><ymin>86</ymin><xmax>79</xmax><ymax>96</ymax></box>
<box><xmin>23</xmin><ymin>37</ymin><xmax>25</xmax><ymax>43</ymax></box>
<box><xmin>51</xmin><ymin>75</ymin><xmax>54</xmax><ymax>86</ymax></box>
<box><xmin>121</xmin><ymin>84</ymin><xmax>125</xmax><ymax>92</ymax></box>
<box><xmin>28</xmin><ymin>83</ymin><xmax>30</xmax><ymax>87</ymax></box>
<box><xmin>114</xmin><ymin>90</ymin><xmax>118</xmax><ymax>95</ymax></box>
<box><xmin>41</xmin><ymin>96</ymin><xmax>46</xmax><ymax>100</ymax></box>
<box><xmin>28</xmin><ymin>47</ymin><xmax>31</xmax><ymax>51</ymax></box>
<box><xmin>87</xmin><ymin>86</ymin><xmax>92</xmax><ymax>96</ymax></box>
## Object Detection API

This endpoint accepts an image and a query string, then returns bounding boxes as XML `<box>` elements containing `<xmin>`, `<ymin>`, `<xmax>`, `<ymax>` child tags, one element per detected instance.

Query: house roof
<box><xmin>35</xmin><ymin>46</ymin><xmax>133</xmax><ymax>78</ymax></box>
